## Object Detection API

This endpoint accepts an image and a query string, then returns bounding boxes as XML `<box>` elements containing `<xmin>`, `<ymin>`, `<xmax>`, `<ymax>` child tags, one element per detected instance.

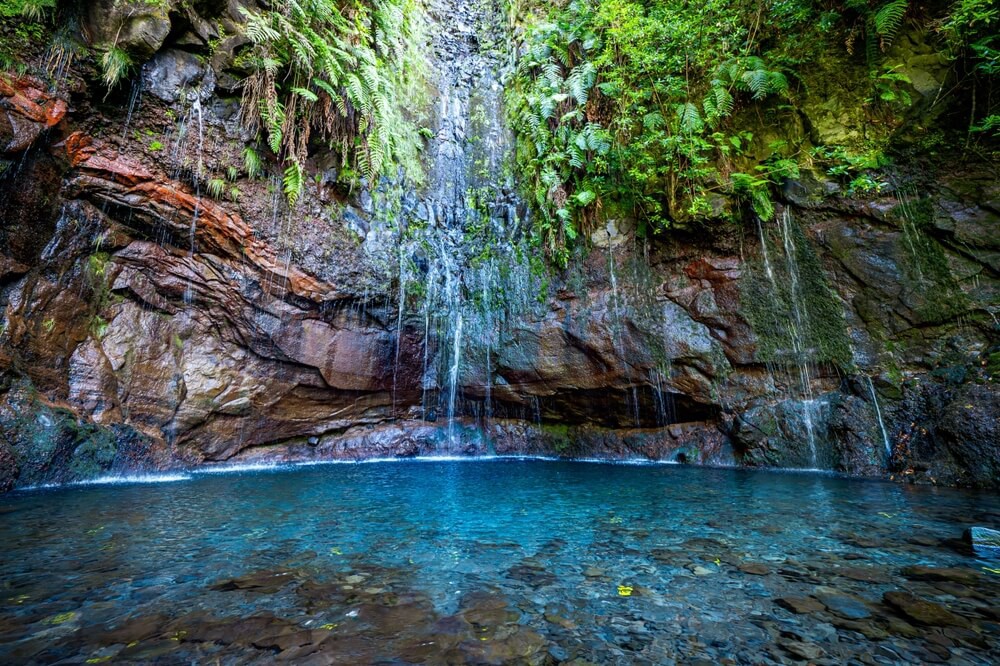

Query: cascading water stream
<box><xmin>447</xmin><ymin>313</ymin><xmax>463</xmax><ymax>443</ymax></box>
<box><xmin>865</xmin><ymin>375</ymin><xmax>892</xmax><ymax>460</ymax></box>
<box><xmin>760</xmin><ymin>209</ymin><xmax>823</xmax><ymax>468</ymax></box>
<box><xmin>382</xmin><ymin>0</ymin><xmax>532</xmax><ymax>448</ymax></box>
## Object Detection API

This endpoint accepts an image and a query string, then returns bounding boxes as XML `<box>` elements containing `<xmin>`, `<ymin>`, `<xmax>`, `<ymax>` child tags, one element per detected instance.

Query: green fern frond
<box><xmin>243</xmin><ymin>146</ymin><xmax>263</xmax><ymax>179</ymax></box>
<box><xmin>676</xmin><ymin>102</ymin><xmax>704</xmax><ymax>134</ymax></box>
<box><xmin>283</xmin><ymin>162</ymin><xmax>304</xmax><ymax>205</ymax></box>
<box><xmin>873</xmin><ymin>0</ymin><xmax>907</xmax><ymax>48</ymax></box>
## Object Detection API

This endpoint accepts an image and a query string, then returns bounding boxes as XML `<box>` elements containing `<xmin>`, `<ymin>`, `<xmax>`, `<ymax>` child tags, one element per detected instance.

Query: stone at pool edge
<box><xmin>963</xmin><ymin>527</ymin><xmax>1000</xmax><ymax>556</ymax></box>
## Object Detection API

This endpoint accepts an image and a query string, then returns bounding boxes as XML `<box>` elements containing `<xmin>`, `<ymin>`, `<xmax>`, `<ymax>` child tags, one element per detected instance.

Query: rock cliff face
<box><xmin>1</xmin><ymin>0</ymin><xmax>997</xmax><ymax>492</ymax></box>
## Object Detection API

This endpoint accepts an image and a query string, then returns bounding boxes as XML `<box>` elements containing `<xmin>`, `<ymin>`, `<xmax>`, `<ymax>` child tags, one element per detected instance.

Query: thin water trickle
<box><xmin>756</xmin><ymin>215</ymin><xmax>775</xmax><ymax>284</ymax></box>
<box><xmin>761</xmin><ymin>208</ymin><xmax>824</xmax><ymax>468</ymax></box>
<box><xmin>119</xmin><ymin>76</ymin><xmax>144</xmax><ymax>148</ymax></box>
<box><xmin>392</xmin><ymin>246</ymin><xmax>407</xmax><ymax>414</ymax></box>
<box><xmin>866</xmin><ymin>375</ymin><xmax>892</xmax><ymax>460</ymax></box>
<box><xmin>447</xmin><ymin>312</ymin><xmax>463</xmax><ymax>444</ymax></box>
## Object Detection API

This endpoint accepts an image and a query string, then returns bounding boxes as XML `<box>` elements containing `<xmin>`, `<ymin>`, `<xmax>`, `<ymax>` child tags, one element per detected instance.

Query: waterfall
<box><xmin>865</xmin><ymin>376</ymin><xmax>892</xmax><ymax>460</ymax></box>
<box><xmin>381</xmin><ymin>0</ymin><xmax>534</xmax><ymax>449</ymax></box>
<box><xmin>447</xmin><ymin>312</ymin><xmax>463</xmax><ymax>443</ymax></box>
<box><xmin>759</xmin><ymin>208</ymin><xmax>825</xmax><ymax>468</ymax></box>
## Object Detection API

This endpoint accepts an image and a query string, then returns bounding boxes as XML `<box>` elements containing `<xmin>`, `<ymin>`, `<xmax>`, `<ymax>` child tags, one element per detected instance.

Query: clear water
<box><xmin>2</xmin><ymin>460</ymin><xmax>999</xmax><ymax>664</ymax></box>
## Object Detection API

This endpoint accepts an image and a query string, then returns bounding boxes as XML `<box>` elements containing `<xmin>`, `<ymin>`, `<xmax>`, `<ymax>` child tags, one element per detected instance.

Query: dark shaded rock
<box><xmin>210</xmin><ymin>570</ymin><xmax>298</xmax><ymax>594</ymax></box>
<box><xmin>143</xmin><ymin>49</ymin><xmax>209</xmax><ymax>103</ymax></box>
<box><xmin>830</xmin><ymin>617</ymin><xmax>889</xmax><ymax>640</ymax></box>
<box><xmin>732</xmin><ymin>398</ymin><xmax>838</xmax><ymax>470</ymax></box>
<box><xmin>0</xmin><ymin>440</ymin><xmax>16</xmax><ymax>493</ymax></box>
<box><xmin>94</xmin><ymin>614</ymin><xmax>169</xmax><ymax>645</ymax></box>
<box><xmin>883</xmin><ymin>591</ymin><xmax>971</xmax><ymax>627</ymax></box>
<box><xmin>936</xmin><ymin>385</ymin><xmax>1000</xmax><ymax>487</ymax></box>
<box><xmin>779</xmin><ymin>639</ymin><xmax>825</xmax><ymax>661</ymax></box>
<box><xmin>0</xmin><ymin>379</ymin><xmax>169</xmax><ymax>488</ymax></box>
<box><xmin>836</xmin><ymin>565</ymin><xmax>890</xmax><ymax>583</ymax></box>
<box><xmin>738</xmin><ymin>563</ymin><xmax>770</xmax><ymax>576</ymax></box>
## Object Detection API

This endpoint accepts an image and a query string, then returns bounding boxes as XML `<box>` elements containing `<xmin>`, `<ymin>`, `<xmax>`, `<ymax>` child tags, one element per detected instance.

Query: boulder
<box><xmin>963</xmin><ymin>527</ymin><xmax>1000</xmax><ymax>557</ymax></box>
<box><xmin>143</xmin><ymin>49</ymin><xmax>208</xmax><ymax>102</ymax></box>
<box><xmin>86</xmin><ymin>0</ymin><xmax>173</xmax><ymax>61</ymax></box>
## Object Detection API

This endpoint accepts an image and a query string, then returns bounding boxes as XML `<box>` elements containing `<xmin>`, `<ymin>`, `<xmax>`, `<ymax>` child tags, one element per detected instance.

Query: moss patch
<box><xmin>741</xmin><ymin>218</ymin><xmax>851</xmax><ymax>367</ymax></box>
<box><xmin>890</xmin><ymin>198</ymin><xmax>970</xmax><ymax>324</ymax></box>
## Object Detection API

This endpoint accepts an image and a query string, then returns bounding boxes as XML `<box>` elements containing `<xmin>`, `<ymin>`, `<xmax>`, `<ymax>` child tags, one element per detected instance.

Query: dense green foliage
<box><xmin>0</xmin><ymin>0</ymin><xmax>57</xmax><ymax>71</ymax></box>
<box><xmin>506</xmin><ymin>0</ymin><xmax>999</xmax><ymax>264</ymax></box>
<box><xmin>238</xmin><ymin>0</ymin><xmax>428</xmax><ymax>204</ymax></box>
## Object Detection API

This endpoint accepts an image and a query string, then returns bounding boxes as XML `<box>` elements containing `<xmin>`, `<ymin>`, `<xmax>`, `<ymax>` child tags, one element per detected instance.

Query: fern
<box><xmin>100</xmin><ymin>46</ymin><xmax>132</xmax><ymax>90</ymax></box>
<box><xmin>283</xmin><ymin>162</ymin><xmax>304</xmax><ymax>206</ymax></box>
<box><xmin>873</xmin><ymin>0</ymin><xmax>907</xmax><ymax>48</ymax></box>
<box><xmin>238</xmin><ymin>0</ymin><xmax>428</xmax><ymax>203</ymax></box>
<box><xmin>243</xmin><ymin>146</ymin><xmax>263</xmax><ymax>179</ymax></box>
<box><xmin>676</xmin><ymin>102</ymin><xmax>704</xmax><ymax>134</ymax></box>
<box><xmin>19</xmin><ymin>0</ymin><xmax>55</xmax><ymax>21</ymax></box>
<box><xmin>291</xmin><ymin>87</ymin><xmax>319</xmax><ymax>102</ymax></box>
<box><xmin>207</xmin><ymin>178</ymin><xmax>227</xmax><ymax>199</ymax></box>
<box><xmin>703</xmin><ymin>85</ymin><xmax>734</xmax><ymax>126</ymax></box>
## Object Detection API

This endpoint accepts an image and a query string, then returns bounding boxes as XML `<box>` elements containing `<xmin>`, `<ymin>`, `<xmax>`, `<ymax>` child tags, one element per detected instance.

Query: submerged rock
<box><xmin>900</xmin><ymin>565</ymin><xmax>980</xmax><ymax>586</ymax></box>
<box><xmin>775</xmin><ymin>596</ymin><xmax>825</xmax><ymax>614</ymax></box>
<box><xmin>883</xmin><ymin>591</ymin><xmax>971</xmax><ymax>628</ymax></box>
<box><xmin>814</xmin><ymin>590</ymin><xmax>872</xmax><ymax>620</ymax></box>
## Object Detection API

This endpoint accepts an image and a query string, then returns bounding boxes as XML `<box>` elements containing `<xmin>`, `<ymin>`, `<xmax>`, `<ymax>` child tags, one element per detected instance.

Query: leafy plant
<box><xmin>237</xmin><ymin>0</ymin><xmax>428</xmax><ymax>205</ymax></box>
<box><xmin>243</xmin><ymin>146</ymin><xmax>263</xmax><ymax>179</ymax></box>
<box><xmin>207</xmin><ymin>177</ymin><xmax>227</xmax><ymax>199</ymax></box>
<box><xmin>508</xmin><ymin>0</ymin><xmax>795</xmax><ymax>261</ymax></box>
<box><xmin>99</xmin><ymin>45</ymin><xmax>132</xmax><ymax>89</ymax></box>
<box><xmin>868</xmin><ymin>63</ymin><xmax>912</xmax><ymax>108</ymax></box>
<box><xmin>843</xmin><ymin>0</ymin><xmax>909</xmax><ymax>64</ymax></box>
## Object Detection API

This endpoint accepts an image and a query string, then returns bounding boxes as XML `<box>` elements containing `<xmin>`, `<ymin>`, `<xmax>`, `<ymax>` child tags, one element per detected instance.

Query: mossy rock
<box><xmin>0</xmin><ymin>380</ymin><xmax>134</xmax><ymax>488</ymax></box>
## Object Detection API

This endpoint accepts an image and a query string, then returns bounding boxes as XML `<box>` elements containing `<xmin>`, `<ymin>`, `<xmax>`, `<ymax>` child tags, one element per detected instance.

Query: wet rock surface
<box><xmin>0</xmin><ymin>4</ymin><xmax>998</xmax><ymax>490</ymax></box>
<box><xmin>965</xmin><ymin>527</ymin><xmax>1000</xmax><ymax>557</ymax></box>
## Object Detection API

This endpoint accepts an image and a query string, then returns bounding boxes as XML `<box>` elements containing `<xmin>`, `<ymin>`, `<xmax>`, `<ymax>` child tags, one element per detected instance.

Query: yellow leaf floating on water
<box><xmin>983</xmin><ymin>567</ymin><xmax>1000</xmax><ymax>575</ymax></box>
<box><xmin>617</xmin><ymin>585</ymin><xmax>633</xmax><ymax>596</ymax></box>
<box><xmin>878</xmin><ymin>512</ymin><xmax>896</xmax><ymax>518</ymax></box>
<box><xmin>320</xmin><ymin>623</ymin><xmax>338</xmax><ymax>630</ymax></box>
<box><xmin>85</xmin><ymin>658</ymin><xmax>111</xmax><ymax>664</ymax></box>
<box><xmin>330</xmin><ymin>548</ymin><xmax>343</xmax><ymax>555</ymax></box>
<box><xmin>45</xmin><ymin>612</ymin><xmax>77</xmax><ymax>625</ymax></box>
<box><xmin>713</xmin><ymin>558</ymin><xmax>722</xmax><ymax>566</ymax></box>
